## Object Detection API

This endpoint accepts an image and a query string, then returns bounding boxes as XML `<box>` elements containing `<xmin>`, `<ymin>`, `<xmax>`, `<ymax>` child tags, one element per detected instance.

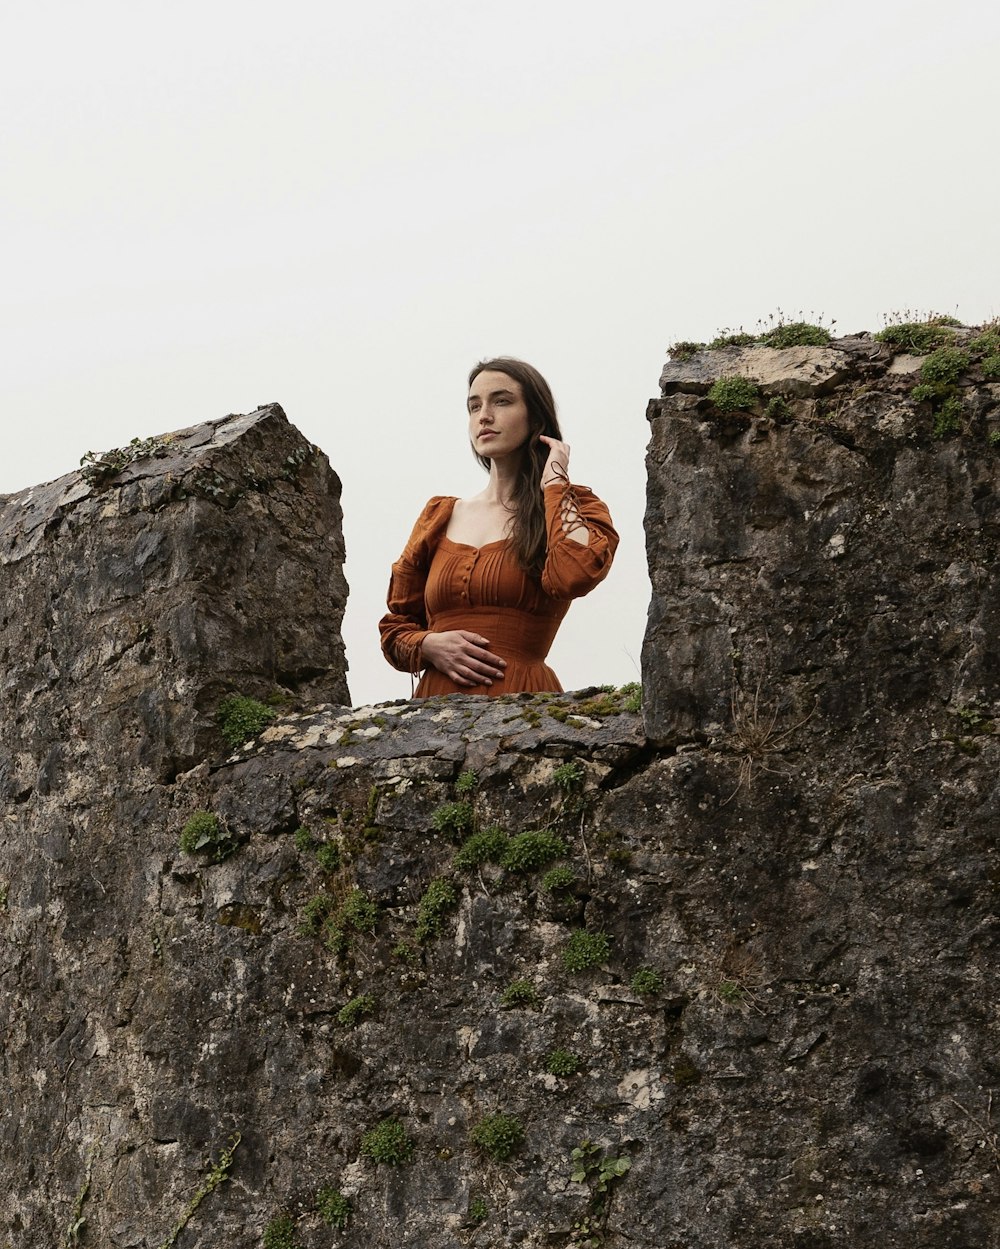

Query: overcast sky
<box><xmin>3</xmin><ymin>0</ymin><xmax>998</xmax><ymax>706</ymax></box>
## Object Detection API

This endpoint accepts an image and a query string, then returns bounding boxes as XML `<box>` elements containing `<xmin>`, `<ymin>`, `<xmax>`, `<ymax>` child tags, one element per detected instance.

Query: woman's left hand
<box><xmin>539</xmin><ymin>435</ymin><xmax>570</xmax><ymax>488</ymax></box>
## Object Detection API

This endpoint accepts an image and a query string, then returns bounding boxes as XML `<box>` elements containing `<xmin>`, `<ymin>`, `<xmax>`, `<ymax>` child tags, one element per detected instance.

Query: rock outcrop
<box><xmin>0</xmin><ymin>404</ymin><xmax>349</xmax><ymax>791</ymax></box>
<box><xmin>2</xmin><ymin>343</ymin><xmax>998</xmax><ymax>1249</ymax></box>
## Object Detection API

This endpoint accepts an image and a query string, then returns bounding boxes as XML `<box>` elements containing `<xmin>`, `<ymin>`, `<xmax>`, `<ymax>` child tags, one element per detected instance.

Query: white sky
<box><xmin>3</xmin><ymin>0</ymin><xmax>998</xmax><ymax>705</ymax></box>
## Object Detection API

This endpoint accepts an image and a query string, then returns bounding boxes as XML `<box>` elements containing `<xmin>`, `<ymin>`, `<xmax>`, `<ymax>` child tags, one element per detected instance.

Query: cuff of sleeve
<box><xmin>404</xmin><ymin>631</ymin><xmax>429</xmax><ymax>674</ymax></box>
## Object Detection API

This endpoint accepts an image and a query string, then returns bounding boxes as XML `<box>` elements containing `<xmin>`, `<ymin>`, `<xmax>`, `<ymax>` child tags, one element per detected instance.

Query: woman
<box><xmin>379</xmin><ymin>357</ymin><xmax>618</xmax><ymax>696</ymax></box>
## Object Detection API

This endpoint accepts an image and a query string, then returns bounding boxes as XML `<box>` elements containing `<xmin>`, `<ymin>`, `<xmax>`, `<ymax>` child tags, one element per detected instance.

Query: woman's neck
<box><xmin>480</xmin><ymin>454</ymin><xmax>523</xmax><ymax>507</ymax></box>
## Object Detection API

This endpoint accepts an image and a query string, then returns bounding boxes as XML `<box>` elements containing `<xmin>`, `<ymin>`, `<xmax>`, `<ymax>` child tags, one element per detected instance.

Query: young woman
<box><xmin>379</xmin><ymin>357</ymin><xmax>618</xmax><ymax>696</ymax></box>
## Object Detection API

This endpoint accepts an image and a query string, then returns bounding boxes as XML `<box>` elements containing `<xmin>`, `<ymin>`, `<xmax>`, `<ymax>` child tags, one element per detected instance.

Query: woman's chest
<box><xmin>425</xmin><ymin>540</ymin><xmax>547</xmax><ymax>615</ymax></box>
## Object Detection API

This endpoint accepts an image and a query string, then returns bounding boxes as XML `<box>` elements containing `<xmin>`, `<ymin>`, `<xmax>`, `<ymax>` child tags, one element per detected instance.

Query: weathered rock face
<box><xmin>0</xmin><ymin>404</ymin><xmax>349</xmax><ymax>790</ymax></box>
<box><xmin>644</xmin><ymin>332</ymin><xmax>1000</xmax><ymax>752</ymax></box>
<box><xmin>2</xmin><ymin>361</ymin><xmax>999</xmax><ymax>1249</ymax></box>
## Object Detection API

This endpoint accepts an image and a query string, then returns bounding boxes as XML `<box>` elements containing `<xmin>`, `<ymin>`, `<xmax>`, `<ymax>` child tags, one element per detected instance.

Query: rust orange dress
<box><xmin>380</xmin><ymin>481</ymin><xmax>618</xmax><ymax>697</ymax></box>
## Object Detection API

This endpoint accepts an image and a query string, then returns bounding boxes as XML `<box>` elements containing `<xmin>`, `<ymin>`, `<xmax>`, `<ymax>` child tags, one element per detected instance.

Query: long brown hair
<box><xmin>468</xmin><ymin>357</ymin><xmax>564</xmax><ymax>576</ymax></box>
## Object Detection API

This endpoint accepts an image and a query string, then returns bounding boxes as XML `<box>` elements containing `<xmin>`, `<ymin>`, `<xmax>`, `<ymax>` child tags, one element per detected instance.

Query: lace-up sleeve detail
<box><xmin>540</xmin><ymin>482</ymin><xmax>618</xmax><ymax>601</ymax></box>
<box><xmin>379</xmin><ymin>497</ymin><xmax>455</xmax><ymax>674</ymax></box>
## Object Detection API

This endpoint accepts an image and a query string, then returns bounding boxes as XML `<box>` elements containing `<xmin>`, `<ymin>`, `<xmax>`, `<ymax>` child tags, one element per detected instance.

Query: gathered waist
<box><xmin>429</xmin><ymin>605</ymin><xmax>564</xmax><ymax>662</ymax></box>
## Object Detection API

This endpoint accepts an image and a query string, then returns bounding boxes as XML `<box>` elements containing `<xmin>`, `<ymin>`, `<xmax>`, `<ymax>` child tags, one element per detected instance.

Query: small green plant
<box><xmin>707</xmin><ymin>376</ymin><xmax>759</xmax><ymax>413</ymax></box>
<box><xmin>322</xmin><ymin>887</ymin><xmax>378</xmax><ymax>954</ymax></box>
<box><xmin>500</xmin><ymin>829</ymin><xmax>567</xmax><ymax>873</ymax></box>
<box><xmin>969</xmin><ymin>326</ymin><xmax>1000</xmax><ymax>355</ymax></box>
<box><xmin>315</xmin><ymin>842</ymin><xmax>341</xmax><ymax>871</ymax></box>
<box><xmin>758</xmin><ymin>321</ymin><xmax>831</xmax><ymax>348</ymax></box>
<box><xmin>293</xmin><ymin>826</ymin><xmax>313</xmax><ymax>852</ymax></box>
<box><xmin>667</xmin><ymin>340</ymin><xmax>706</xmax><ymax>359</ymax></box>
<box><xmin>911</xmin><ymin>382</ymin><xmax>940</xmax><ymax>403</ymax></box>
<box><xmin>341</xmin><ymin>887</ymin><xmax>377</xmax><ymax>931</ymax></box>
<box><xmin>875</xmin><ymin>315</ymin><xmax>958</xmax><ymax>354</ymax></box>
<box><xmin>262</xmin><ymin>1213</ymin><xmax>299</xmax><ymax>1249</ymax></box>
<box><xmin>763</xmin><ymin>396</ymin><xmax>792</xmax><ymax>420</ymax></box>
<box><xmin>920</xmin><ymin>346</ymin><xmax>970</xmax><ymax>387</ymax></box>
<box><xmin>337</xmin><ymin>993</ymin><xmax>375</xmax><ymax>1028</ymax></box>
<box><xmin>217</xmin><ymin>695</ymin><xmax>276</xmax><ymax>748</ymax></box>
<box><xmin>541</xmin><ymin>864</ymin><xmax>577</xmax><ymax>892</ymax></box>
<box><xmin>64</xmin><ymin>1149</ymin><xmax>95</xmax><ymax>1246</ymax></box>
<box><xmin>316</xmin><ymin>1186</ymin><xmax>352</xmax><ymax>1229</ymax></box>
<box><xmin>989</xmin><ymin>429</ymin><xmax>1000</xmax><ymax>447</ymax></box>
<box><xmin>708</xmin><ymin>329</ymin><xmax>756</xmax><ymax>349</ymax></box>
<box><xmin>431</xmin><ymin>800</ymin><xmax>475</xmax><ymax>840</ymax></box>
<box><xmin>630</xmin><ymin>967</ymin><xmax>664</xmax><ymax>997</ymax></box>
<box><xmin>79</xmin><ymin>435</ymin><xmax>168</xmax><ymax>486</ymax></box>
<box><xmin>415</xmin><ymin>878</ymin><xmax>458</xmax><ymax>942</ymax></box>
<box><xmin>500</xmin><ymin>978</ymin><xmax>540</xmax><ymax>1007</ymax></box>
<box><xmin>299</xmin><ymin>892</ymin><xmax>334</xmax><ymax>936</ymax></box>
<box><xmin>553</xmin><ymin>760</ymin><xmax>585</xmax><ymax>791</ymax></box>
<box><xmin>570</xmin><ymin>1140</ymin><xmax>632</xmax><ymax>1193</ymax></box>
<box><xmin>454</xmin><ymin>769</ymin><xmax>478</xmax><ymax>795</ymax></box>
<box><xmin>716</xmin><ymin>979</ymin><xmax>744</xmax><ymax>1005</ymax></box>
<box><xmin>933</xmin><ymin>396</ymin><xmax>963</xmax><ymax>438</ymax></box>
<box><xmin>454</xmin><ymin>826</ymin><xmax>508</xmax><ymax>870</ymax></box>
<box><xmin>619</xmin><ymin>681</ymin><xmax>641</xmax><ymax>713</ymax></box>
<box><xmin>545</xmin><ymin>1048</ymin><xmax>582</xmax><ymax>1077</ymax></box>
<box><xmin>981</xmin><ymin>354</ymin><xmax>1000</xmax><ymax>380</ymax></box>
<box><xmin>568</xmin><ymin>1140</ymin><xmax>632</xmax><ymax>1247</ymax></box>
<box><xmin>951</xmin><ymin>703</ymin><xmax>994</xmax><ymax>734</ymax></box>
<box><xmin>563</xmin><ymin>930</ymin><xmax>611</xmax><ymax>973</ymax></box>
<box><xmin>470</xmin><ymin>1113</ymin><xmax>524</xmax><ymax>1161</ymax></box>
<box><xmin>360</xmin><ymin>1118</ymin><xmax>414</xmax><ymax>1165</ymax></box>
<box><xmin>467</xmin><ymin>1195</ymin><xmax>489</xmax><ymax>1224</ymax></box>
<box><xmin>178</xmin><ymin>811</ymin><xmax>239</xmax><ymax>862</ymax></box>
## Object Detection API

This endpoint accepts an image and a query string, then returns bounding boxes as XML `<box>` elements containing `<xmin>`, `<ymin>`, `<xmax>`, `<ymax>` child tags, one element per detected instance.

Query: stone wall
<box><xmin>1</xmin><ymin>352</ymin><xmax>999</xmax><ymax>1249</ymax></box>
<box><xmin>0</xmin><ymin>404</ymin><xmax>349</xmax><ymax>790</ymax></box>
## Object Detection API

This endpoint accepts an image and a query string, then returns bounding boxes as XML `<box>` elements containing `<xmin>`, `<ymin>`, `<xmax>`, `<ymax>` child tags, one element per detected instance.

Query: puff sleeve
<box><xmin>540</xmin><ymin>482</ymin><xmax>619</xmax><ymax>601</ymax></box>
<box><xmin>379</xmin><ymin>497</ymin><xmax>455</xmax><ymax>674</ymax></box>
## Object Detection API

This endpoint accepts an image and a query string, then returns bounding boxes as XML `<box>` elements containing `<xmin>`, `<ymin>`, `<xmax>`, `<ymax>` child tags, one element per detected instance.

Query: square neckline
<box><xmin>440</xmin><ymin>497</ymin><xmax>512</xmax><ymax>552</ymax></box>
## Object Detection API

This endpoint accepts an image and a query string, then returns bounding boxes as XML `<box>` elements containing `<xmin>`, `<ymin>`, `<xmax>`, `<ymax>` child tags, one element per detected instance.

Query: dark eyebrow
<box><xmin>468</xmin><ymin>387</ymin><xmax>516</xmax><ymax>409</ymax></box>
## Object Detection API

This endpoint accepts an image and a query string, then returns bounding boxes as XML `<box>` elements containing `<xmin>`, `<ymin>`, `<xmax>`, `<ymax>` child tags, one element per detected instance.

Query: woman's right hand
<box><xmin>421</xmin><ymin>631</ymin><xmax>507</xmax><ymax>687</ymax></box>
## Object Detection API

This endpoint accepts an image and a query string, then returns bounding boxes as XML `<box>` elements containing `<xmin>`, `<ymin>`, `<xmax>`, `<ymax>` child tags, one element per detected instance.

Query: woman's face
<box><xmin>467</xmin><ymin>370</ymin><xmax>532</xmax><ymax>460</ymax></box>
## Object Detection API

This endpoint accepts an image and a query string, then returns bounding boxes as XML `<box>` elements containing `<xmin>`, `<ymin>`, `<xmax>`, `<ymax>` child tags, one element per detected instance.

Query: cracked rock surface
<box><xmin>2</xmin><ymin>369</ymin><xmax>998</xmax><ymax>1248</ymax></box>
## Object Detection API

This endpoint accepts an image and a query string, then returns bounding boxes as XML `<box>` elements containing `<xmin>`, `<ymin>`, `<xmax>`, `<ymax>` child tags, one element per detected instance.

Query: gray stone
<box><xmin>2</xmin><ymin>353</ymin><xmax>998</xmax><ymax>1248</ymax></box>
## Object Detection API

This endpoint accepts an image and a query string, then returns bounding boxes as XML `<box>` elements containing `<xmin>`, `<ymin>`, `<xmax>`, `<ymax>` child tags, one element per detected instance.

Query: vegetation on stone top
<box><xmin>919</xmin><ymin>347</ymin><xmax>970</xmax><ymax>386</ymax></box>
<box><xmin>668</xmin><ymin>310</ymin><xmax>835</xmax><ymax>358</ymax></box>
<box><xmin>217</xmin><ymin>694</ymin><xmax>277</xmax><ymax>748</ymax></box>
<box><xmin>756</xmin><ymin>320</ymin><xmax>832</xmax><ymax>348</ymax></box>
<box><xmin>79</xmin><ymin>434</ymin><xmax>170</xmax><ymax>486</ymax></box>
<box><xmin>874</xmin><ymin>311</ymin><xmax>961</xmax><ymax>354</ymax></box>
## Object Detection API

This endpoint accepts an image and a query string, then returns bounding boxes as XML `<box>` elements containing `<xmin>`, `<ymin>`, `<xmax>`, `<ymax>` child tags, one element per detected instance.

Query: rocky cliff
<box><xmin>2</xmin><ymin>333</ymin><xmax>998</xmax><ymax>1249</ymax></box>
